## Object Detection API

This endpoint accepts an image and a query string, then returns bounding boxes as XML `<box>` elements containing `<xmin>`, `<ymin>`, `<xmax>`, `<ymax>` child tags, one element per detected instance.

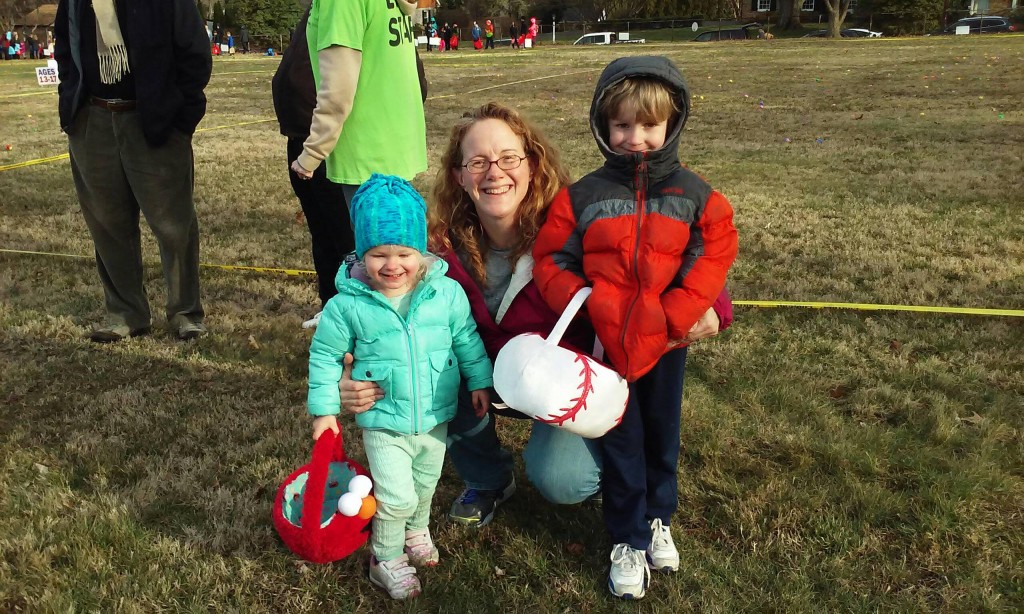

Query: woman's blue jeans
<box><xmin>446</xmin><ymin>384</ymin><xmax>602</xmax><ymax>505</ymax></box>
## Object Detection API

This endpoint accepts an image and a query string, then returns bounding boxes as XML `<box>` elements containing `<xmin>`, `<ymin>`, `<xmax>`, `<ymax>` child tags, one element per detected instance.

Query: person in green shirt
<box><xmin>290</xmin><ymin>0</ymin><xmax>426</xmax><ymax>188</ymax></box>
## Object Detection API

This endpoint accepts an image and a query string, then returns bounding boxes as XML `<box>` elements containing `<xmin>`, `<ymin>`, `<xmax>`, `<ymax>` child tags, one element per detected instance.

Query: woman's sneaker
<box><xmin>301</xmin><ymin>311</ymin><xmax>322</xmax><ymax>329</ymax></box>
<box><xmin>608</xmin><ymin>543</ymin><xmax>650</xmax><ymax>599</ymax></box>
<box><xmin>447</xmin><ymin>477</ymin><xmax>516</xmax><ymax>527</ymax></box>
<box><xmin>369</xmin><ymin>554</ymin><xmax>421</xmax><ymax>599</ymax></box>
<box><xmin>404</xmin><ymin>528</ymin><xmax>439</xmax><ymax>567</ymax></box>
<box><xmin>646</xmin><ymin>518</ymin><xmax>679</xmax><ymax>572</ymax></box>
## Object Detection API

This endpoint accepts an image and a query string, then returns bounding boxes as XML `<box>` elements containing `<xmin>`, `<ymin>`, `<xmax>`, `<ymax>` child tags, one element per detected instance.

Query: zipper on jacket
<box><xmin>359</xmin><ymin>282</ymin><xmax>425</xmax><ymax>435</ymax></box>
<box><xmin>620</xmin><ymin>154</ymin><xmax>648</xmax><ymax>376</ymax></box>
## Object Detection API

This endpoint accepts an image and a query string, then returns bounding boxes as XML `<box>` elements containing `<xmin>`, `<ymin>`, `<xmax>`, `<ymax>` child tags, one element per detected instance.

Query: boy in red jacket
<box><xmin>533</xmin><ymin>56</ymin><xmax>738</xmax><ymax>599</ymax></box>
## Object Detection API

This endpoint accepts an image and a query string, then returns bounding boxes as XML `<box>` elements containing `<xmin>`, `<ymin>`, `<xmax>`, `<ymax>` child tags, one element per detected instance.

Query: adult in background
<box><xmin>339</xmin><ymin>103</ymin><xmax>733</xmax><ymax>527</ymax></box>
<box><xmin>441</xmin><ymin>22</ymin><xmax>451</xmax><ymax>51</ymax></box>
<box><xmin>287</xmin><ymin>0</ymin><xmax>427</xmax><ymax>328</ymax></box>
<box><xmin>240</xmin><ymin>24</ymin><xmax>249</xmax><ymax>53</ymax></box>
<box><xmin>509</xmin><ymin>20</ymin><xmax>519</xmax><ymax>49</ymax></box>
<box><xmin>273</xmin><ymin>5</ymin><xmax>427</xmax><ymax>326</ymax></box>
<box><xmin>54</xmin><ymin>0</ymin><xmax>212</xmax><ymax>342</ymax></box>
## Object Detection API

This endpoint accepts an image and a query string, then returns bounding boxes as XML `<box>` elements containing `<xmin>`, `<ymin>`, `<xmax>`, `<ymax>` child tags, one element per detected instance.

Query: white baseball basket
<box><xmin>492</xmin><ymin>287</ymin><xmax>628</xmax><ymax>439</ymax></box>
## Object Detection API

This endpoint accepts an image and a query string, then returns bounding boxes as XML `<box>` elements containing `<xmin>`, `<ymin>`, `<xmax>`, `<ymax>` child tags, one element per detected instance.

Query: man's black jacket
<box><xmin>55</xmin><ymin>0</ymin><xmax>212</xmax><ymax>147</ymax></box>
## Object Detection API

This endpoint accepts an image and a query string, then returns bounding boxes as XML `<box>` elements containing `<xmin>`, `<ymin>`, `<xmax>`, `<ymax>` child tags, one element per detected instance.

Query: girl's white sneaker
<box><xmin>369</xmin><ymin>554</ymin><xmax>421</xmax><ymax>600</ymax></box>
<box><xmin>404</xmin><ymin>528</ymin><xmax>440</xmax><ymax>567</ymax></box>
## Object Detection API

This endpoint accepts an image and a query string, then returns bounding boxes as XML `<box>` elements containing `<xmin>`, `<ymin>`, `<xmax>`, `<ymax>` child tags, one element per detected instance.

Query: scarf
<box><xmin>92</xmin><ymin>0</ymin><xmax>129</xmax><ymax>84</ymax></box>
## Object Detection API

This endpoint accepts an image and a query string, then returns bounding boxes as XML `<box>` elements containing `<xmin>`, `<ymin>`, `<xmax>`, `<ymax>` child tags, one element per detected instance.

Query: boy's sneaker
<box><xmin>404</xmin><ymin>528</ymin><xmax>439</xmax><ymax>567</ymax></box>
<box><xmin>447</xmin><ymin>477</ymin><xmax>516</xmax><ymax>527</ymax></box>
<box><xmin>369</xmin><ymin>554</ymin><xmax>421</xmax><ymax>600</ymax></box>
<box><xmin>646</xmin><ymin>518</ymin><xmax>679</xmax><ymax>572</ymax></box>
<box><xmin>608</xmin><ymin>543</ymin><xmax>650</xmax><ymax>599</ymax></box>
<box><xmin>301</xmin><ymin>311</ymin><xmax>322</xmax><ymax>329</ymax></box>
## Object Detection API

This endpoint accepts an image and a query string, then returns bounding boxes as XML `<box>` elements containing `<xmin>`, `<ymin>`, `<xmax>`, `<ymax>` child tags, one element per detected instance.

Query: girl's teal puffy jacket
<box><xmin>307</xmin><ymin>256</ymin><xmax>493</xmax><ymax>435</ymax></box>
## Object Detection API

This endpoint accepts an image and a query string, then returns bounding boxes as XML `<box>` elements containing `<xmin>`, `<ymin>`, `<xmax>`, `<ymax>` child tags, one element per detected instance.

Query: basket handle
<box><xmin>300</xmin><ymin>427</ymin><xmax>346</xmax><ymax>539</ymax></box>
<box><xmin>545</xmin><ymin>287</ymin><xmax>591</xmax><ymax>346</ymax></box>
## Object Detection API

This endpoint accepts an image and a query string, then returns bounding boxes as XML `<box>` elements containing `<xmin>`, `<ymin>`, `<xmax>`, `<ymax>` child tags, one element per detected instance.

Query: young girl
<box><xmin>307</xmin><ymin>174</ymin><xmax>492</xmax><ymax>600</ymax></box>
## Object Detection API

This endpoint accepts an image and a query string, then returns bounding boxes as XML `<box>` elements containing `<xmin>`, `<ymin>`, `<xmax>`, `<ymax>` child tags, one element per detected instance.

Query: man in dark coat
<box><xmin>55</xmin><ymin>0</ymin><xmax>212</xmax><ymax>342</ymax></box>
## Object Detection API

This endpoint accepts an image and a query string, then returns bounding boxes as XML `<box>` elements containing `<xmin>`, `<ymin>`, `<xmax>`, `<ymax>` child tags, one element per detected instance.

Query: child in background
<box><xmin>307</xmin><ymin>174</ymin><xmax>493</xmax><ymax>600</ymax></box>
<box><xmin>533</xmin><ymin>56</ymin><xmax>738</xmax><ymax>599</ymax></box>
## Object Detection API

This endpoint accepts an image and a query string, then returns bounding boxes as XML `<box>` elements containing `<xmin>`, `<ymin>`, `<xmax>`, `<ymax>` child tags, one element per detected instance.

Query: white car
<box><xmin>572</xmin><ymin>32</ymin><xmax>646</xmax><ymax>45</ymax></box>
<box><xmin>845</xmin><ymin>28</ymin><xmax>883</xmax><ymax>37</ymax></box>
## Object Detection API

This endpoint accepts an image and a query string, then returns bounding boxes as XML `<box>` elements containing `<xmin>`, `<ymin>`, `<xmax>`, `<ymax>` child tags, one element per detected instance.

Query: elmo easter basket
<box><xmin>272</xmin><ymin>428</ymin><xmax>372</xmax><ymax>563</ymax></box>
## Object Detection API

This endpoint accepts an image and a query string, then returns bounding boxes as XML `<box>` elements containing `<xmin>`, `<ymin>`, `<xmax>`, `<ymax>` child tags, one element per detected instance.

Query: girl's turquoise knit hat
<box><xmin>350</xmin><ymin>173</ymin><xmax>427</xmax><ymax>258</ymax></box>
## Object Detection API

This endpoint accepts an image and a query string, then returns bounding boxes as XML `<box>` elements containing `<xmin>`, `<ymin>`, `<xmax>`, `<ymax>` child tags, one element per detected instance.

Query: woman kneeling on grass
<box><xmin>339</xmin><ymin>102</ymin><xmax>731</xmax><ymax>530</ymax></box>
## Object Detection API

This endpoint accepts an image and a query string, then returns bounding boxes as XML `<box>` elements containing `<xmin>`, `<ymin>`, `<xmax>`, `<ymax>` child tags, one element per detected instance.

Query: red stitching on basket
<box><xmin>539</xmin><ymin>354</ymin><xmax>595</xmax><ymax>426</ymax></box>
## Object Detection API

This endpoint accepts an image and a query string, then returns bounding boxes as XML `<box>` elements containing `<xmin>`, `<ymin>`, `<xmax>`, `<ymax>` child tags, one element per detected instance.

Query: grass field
<box><xmin>1</xmin><ymin>36</ymin><xmax>1022</xmax><ymax>612</ymax></box>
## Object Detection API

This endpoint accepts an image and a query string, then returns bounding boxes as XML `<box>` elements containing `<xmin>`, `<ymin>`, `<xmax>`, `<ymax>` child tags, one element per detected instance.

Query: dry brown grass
<box><xmin>1</xmin><ymin>37</ymin><xmax>1022</xmax><ymax>611</ymax></box>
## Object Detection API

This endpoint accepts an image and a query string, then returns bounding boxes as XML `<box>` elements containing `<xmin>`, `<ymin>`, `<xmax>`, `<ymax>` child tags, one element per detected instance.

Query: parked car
<box><xmin>844</xmin><ymin>28</ymin><xmax>883</xmax><ymax>37</ymax></box>
<box><xmin>572</xmin><ymin>32</ymin><xmax>646</xmax><ymax>45</ymax></box>
<box><xmin>928</xmin><ymin>16</ymin><xmax>1016</xmax><ymax>35</ymax></box>
<box><xmin>803</xmin><ymin>28</ymin><xmax>883</xmax><ymax>38</ymax></box>
<box><xmin>693</xmin><ymin>23</ymin><xmax>762</xmax><ymax>42</ymax></box>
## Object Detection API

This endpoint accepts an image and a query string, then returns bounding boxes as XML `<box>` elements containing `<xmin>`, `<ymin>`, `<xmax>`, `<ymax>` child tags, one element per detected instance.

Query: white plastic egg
<box><xmin>348</xmin><ymin>475</ymin><xmax>373</xmax><ymax>498</ymax></box>
<box><xmin>337</xmin><ymin>492</ymin><xmax>362</xmax><ymax>517</ymax></box>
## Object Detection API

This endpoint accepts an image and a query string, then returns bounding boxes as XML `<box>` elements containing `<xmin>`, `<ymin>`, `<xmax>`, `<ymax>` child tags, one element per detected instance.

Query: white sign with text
<box><xmin>36</xmin><ymin>66</ymin><xmax>59</xmax><ymax>86</ymax></box>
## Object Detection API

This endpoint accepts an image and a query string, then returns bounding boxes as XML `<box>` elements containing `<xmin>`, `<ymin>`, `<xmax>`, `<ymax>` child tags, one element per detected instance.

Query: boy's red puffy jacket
<box><xmin>533</xmin><ymin>56</ymin><xmax>738</xmax><ymax>381</ymax></box>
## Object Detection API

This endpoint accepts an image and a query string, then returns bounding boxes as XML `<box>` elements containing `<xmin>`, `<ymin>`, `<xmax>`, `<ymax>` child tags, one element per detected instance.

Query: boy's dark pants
<box><xmin>286</xmin><ymin>137</ymin><xmax>356</xmax><ymax>307</ymax></box>
<box><xmin>601</xmin><ymin>347</ymin><xmax>688</xmax><ymax>550</ymax></box>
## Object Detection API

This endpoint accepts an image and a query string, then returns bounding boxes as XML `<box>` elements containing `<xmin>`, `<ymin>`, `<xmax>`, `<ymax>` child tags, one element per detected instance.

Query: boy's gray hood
<box><xmin>589</xmin><ymin>56</ymin><xmax>691</xmax><ymax>183</ymax></box>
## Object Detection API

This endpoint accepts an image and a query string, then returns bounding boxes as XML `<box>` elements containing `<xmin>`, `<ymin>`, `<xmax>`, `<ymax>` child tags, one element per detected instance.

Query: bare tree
<box><xmin>775</xmin><ymin>0</ymin><xmax>803</xmax><ymax>31</ymax></box>
<box><xmin>0</xmin><ymin>0</ymin><xmax>41</xmax><ymax>33</ymax></box>
<box><xmin>823</xmin><ymin>0</ymin><xmax>853</xmax><ymax>37</ymax></box>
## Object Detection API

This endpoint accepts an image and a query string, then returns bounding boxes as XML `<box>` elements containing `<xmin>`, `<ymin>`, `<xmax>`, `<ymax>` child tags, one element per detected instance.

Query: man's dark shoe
<box><xmin>448</xmin><ymin>478</ymin><xmax>516</xmax><ymax>527</ymax></box>
<box><xmin>89</xmin><ymin>324</ymin><xmax>151</xmax><ymax>344</ymax></box>
<box><xmin>175</xmin><ymin>320</ymin><xmax>207</xmax><ymax>341</ymax></box>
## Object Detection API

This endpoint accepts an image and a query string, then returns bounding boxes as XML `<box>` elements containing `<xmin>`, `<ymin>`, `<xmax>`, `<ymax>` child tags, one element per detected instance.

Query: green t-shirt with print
<box><xmin>306</xmin><ymin>0</ymin><xmax>427</xmax><ymax>185</ymax></box>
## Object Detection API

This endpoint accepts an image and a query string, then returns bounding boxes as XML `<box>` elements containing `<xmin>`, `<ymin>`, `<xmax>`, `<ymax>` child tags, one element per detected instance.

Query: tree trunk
<box><xmin>824</xmin><ymin>0</ymin><xmax>850</xmax><ymax>38</ymax></box>
<box><xmin>776</xmin><ymin>0</ymin><xmax>804</xmax><ymax>30</ymax></box>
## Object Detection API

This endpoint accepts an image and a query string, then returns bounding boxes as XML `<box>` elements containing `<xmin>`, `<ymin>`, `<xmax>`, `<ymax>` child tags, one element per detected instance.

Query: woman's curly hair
<box><xmin>427</xmin><ymin>102</ymin><xmax>571</xmax><ymax>285</ymax></box>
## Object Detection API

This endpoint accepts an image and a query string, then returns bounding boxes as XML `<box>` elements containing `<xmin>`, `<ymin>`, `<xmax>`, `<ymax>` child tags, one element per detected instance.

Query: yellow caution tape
<box><xmin>0</xmin><ymin>90</ymin><xmax>57</xmax><ymax>100</ymax></box>
<box><xmin>733</xmin><ymin>300</ymin><xmax>1023</xmax><ymax>317</ymax></box>
<box><xmin>0</xmin><ymin>118</ymin><xmax>275</xmax><ymax>172</ymax></box>
<box><xmin>0</xmin><ymin>248</ymin><xmax>315</xmax><ymax>277</ymax></box>
<box><xmin>0</xmin><ymin>153</ymin><xmax>70</xmax><ymax>171</ymax></box>
<box><xmin>195</xmin><ymin>118</ymin><xmax>275</xmax><ymax>133</ymax></box>
<box><xmin>1</xmin><ymin>248</ymin><xmax>1020</xmax><ymax>317</ymax></box>
<box><xmin>199</xmin><ymin>262</ymin><xmax>314</xmax><ymax>276</ymax></box>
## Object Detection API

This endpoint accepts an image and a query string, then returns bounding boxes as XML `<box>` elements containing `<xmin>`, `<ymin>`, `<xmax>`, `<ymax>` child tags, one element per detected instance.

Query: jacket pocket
<box><xmin>353</xmin><ymin>360</ymin><xmax>393</xmax><ymax>406</ymax></box>
<box><xmin>428</xmin><ymin>350</ymin><xmax>460</xmax><ymax>408</ymax></box>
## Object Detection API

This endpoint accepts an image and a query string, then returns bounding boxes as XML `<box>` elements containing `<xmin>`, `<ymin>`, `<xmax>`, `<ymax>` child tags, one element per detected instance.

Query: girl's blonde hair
<box><xmin>428</xmin><ymin>102</ymin><xmax>571</xmax><ymax>285</ymax></box>
<box><xmin>361</xmin><ymin>248</ymin><xmax>429</xmax><ymax>291</ymax></box>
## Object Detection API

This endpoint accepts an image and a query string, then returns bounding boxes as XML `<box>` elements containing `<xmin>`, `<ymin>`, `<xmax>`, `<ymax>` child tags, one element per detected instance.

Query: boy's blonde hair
<box><xmin>598</xmin><ymin>77</ymin><xmax>681</xmax><ymax>126</ymax></box>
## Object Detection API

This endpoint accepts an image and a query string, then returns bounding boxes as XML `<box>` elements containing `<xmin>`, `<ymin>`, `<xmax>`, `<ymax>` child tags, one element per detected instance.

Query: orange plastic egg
<box><xmin>357</xmin><ymin>495</ymin><xmax>377</xmax><ymax>519</ymax></box>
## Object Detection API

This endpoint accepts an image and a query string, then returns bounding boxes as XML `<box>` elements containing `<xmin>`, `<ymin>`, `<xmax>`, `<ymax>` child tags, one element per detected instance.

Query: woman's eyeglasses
<box><xmin>460</xmin><ymin>154</ymin><xmax>527</xmax><ymax>174</ymax></box>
